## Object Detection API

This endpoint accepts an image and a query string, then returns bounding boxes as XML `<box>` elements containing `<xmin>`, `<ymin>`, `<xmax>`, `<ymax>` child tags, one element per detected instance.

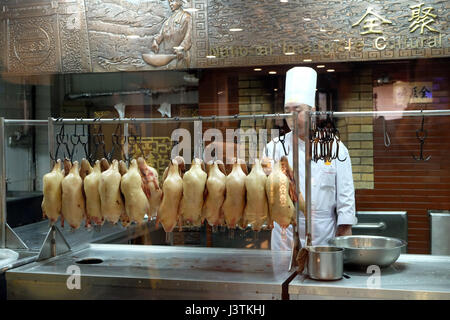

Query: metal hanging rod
<box><xmin>4</xmin><ymin>113</ymin><xmax>294</xmax><ymax>125</ymax></box>
<box><xmin>311</xmin><ymin>109</ymin><xmax>450</xmax><ymax>118</ymax></box>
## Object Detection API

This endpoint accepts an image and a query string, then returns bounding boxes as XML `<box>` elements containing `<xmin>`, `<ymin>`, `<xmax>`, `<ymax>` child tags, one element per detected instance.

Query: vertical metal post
<box><xmin>0</xmin><ymin>118</ymin><xmax>6</xmax><ymax>248</ymax></box>
<box><xmin>123</xmin><ymin>122</ymin><xmax>129</xmax><ymax>161</ymax></box>
<box><xmin>194</xmin><ymin>120</ymin><xmax>203</xmax><ymax>161</ymax></box>
<box><xmin>290</xmin><ymin>112</ymin><xmax>301</xmax><ymax>270</ymax></box>
<box><xmin>304</xmin><ymin>111</ymin><xmax>312</xmax><ymax>246</ymax></box>
<box><xmin>48</xmin><ymin>117</ymin><xmax>55</xmax><ymax>165</ymax></box>
<box><xmin>292</xmin><ymin>112</ymin><xmax>300</xmax><ymax>237</ymax></box>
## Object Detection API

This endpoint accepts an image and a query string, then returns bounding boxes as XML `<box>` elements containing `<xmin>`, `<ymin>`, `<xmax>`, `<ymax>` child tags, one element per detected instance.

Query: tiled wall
<box><xmin>337</xmin><ymin>68</ymin><xmax>375</xmax><ymax>190</ymax></box>
<box><xmin>238</xmin><ymin>76</ymin><xmax>275</xmax><ymax>161</ymax></box>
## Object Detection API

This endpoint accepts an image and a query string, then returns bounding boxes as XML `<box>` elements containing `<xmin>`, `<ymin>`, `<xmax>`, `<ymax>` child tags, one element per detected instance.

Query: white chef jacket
<box><xmin>265</xmin><ymin>131</ymin><xmax>357</xmax><ymax>250</ymax></box>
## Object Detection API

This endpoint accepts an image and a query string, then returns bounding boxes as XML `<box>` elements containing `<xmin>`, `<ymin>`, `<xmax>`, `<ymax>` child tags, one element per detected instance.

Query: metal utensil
<box><xmin>307</xmin><ymin>246</ymin><xmax>343</xmax><ymax>281</ymax></box>
<box><xmin>329</xmin><ymin>235</ymin><xmax>406</xmax><ymax>268</ymax></box>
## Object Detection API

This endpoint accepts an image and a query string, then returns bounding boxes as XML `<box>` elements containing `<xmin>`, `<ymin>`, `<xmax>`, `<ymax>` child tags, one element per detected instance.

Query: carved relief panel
<box><xmin>0</xmin><ymin>0</ymin><xmax>448</xmax><ymax>74</ymax></box>
<box><xmin>0</xmin><ymin>0</ymin><xmax>91</xmax><ymax>74</ymax></box>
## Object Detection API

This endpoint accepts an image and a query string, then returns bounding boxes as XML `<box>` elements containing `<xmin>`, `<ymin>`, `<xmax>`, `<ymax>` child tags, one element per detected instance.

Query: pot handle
<box><xmin>352</xmin><ymin>222</ymin><xmax>386</xmax><ymax>230</ymax></box>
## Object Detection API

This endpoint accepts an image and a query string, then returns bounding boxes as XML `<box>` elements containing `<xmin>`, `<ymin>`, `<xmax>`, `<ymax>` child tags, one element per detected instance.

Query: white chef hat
<box><xmin>284</xmin><ymin>67</ymin><xmax>317</xmax><ymax>108</ymax></box>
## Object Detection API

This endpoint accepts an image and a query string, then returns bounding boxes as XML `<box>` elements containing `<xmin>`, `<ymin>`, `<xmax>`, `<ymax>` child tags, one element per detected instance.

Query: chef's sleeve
<box><xmin>180</xmin><ymin>12</ymin><xmax>192</xmax><ymax>51</ymax></box>
<box><xmin>335</xmin><ymin>143</ymin><xmax>357</xmax><ymax>226</ymax></box>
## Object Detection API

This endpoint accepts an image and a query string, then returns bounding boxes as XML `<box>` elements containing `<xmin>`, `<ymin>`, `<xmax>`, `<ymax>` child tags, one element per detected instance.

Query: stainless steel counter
<box><xmin>1</xmin><ymin>219</ymin><xmax>160</xmax><ymax>274</ymax></box>
<box><xmin>289</xmin><ymin>254</ymin><xmax>450</xmax><ymax>300</ymax></box>
<box><xmin>6</xmin><ymin>244</ymin><xmax>294</xmax><ymax>300</ymax></box>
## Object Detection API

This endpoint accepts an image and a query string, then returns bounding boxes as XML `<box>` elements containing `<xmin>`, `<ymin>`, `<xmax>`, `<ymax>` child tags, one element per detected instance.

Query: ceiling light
<box><xmin>280</xmin><ymin>0</ymin><xmax>289</xmax><ymax>2</ymax></box>
<box><xmin>320</xmin><ymin>29</ymin><xmax>327</xmax><ymax>32</ymax></box>
<box><xmin>284</xmin><ymin>52</ymin><xmax>295</xmax><ymax>55</ymax></box>
<box><xmin>229</xmin><ymin>28</ymin><xmax>243</xmax><ymax>32</ymax></box>
<box><xmin>254</xmin><ymin>68</ymin><xmax>262</xmax><ymax>71</ymax></box>
<box><xmin>327</xmin><ymin>69</ymin><xmax>335</xmax><ymax>72</ymax></box>
<box><xmin>303</xmin><ymin>59</ymin><xmax>312</xmax><ymax>62</ymax></box>
<box><xmin>303</xmin><ymin>18</ymin><xmax>311</xmax><ymax>21</ymax></box>
<box><xmin>269</xmin><ymin>71</ymin><xmax>277</xmax><ymax>74</ymax></box>
<box><xmin>333</xmin><ymin>39</ymin><xmax>339</xmax><ymax>42</ymax></box>
<box><xmin>206</xmin><ymin>55</ymin><xmax>216</xmax><ymax>59</ymax></box>
<box><xmin>316</xmin><ymin>65</ymin><xmax>325</xmax><ymax>68</ymax></box>
<box><xmin>274</xmin><ymin>88</ymin><xmax>278</xmax><ymax>91</ymax></box>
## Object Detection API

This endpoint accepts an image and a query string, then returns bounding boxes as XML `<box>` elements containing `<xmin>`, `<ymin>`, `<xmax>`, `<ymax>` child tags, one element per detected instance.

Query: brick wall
<box><xmin>337</xmin><ymin>67</ymin><xmax>375</xmax><ymax>190</ymax></box>
<box><xmin>238</xmin><ymin>76</ymin><xmax>275</xmax><ymax>160</ymax></box>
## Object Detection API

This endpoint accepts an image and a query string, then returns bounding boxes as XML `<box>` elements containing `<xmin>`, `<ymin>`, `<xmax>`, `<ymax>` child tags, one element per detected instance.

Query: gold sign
<box><xmin>0</xmin><ymin>0</ymin><xmax>448</xmax><ymax>74</ymax></box>
<box><xmin>409</xmin><ymin>3</ymin><xmax>439</xmax><ymax>34</ymax></box>
<box><xmin>352</xmin><ymin>8</ymin><xmax>393</xmax><ymax>35</ymax></box>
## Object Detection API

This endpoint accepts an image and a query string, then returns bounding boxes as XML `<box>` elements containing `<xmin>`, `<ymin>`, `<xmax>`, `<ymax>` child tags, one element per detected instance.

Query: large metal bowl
<box><xmin>142</xmin><ymin>53</ymin><xmax>176</xmax><ymax>67</ymax></box>
<box><xmin>328</xmin><ymin>235</ymin><xmax>407</xmax><ymax>268</ymax></box>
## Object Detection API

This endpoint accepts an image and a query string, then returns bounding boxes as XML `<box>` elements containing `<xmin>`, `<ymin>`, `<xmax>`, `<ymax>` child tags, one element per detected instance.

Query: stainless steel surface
<box><xmin>352</xmin><ymin>211</ymin><xmax>408</xmax><ymax>253</ymax></box>
<box><xmin>1</xmin><ymin>250</ymin><xmax>39</xmax><ymax>273</ymax></box>
<box><xmin>0</xmin><ymin>249</ymin><xmax>18</xmax><ymax>268</ymax></box>
<box><xmin>37</xmin><ymin>225</ymin><xmax>71</xmax><ymax>262</ymax></box>
<box><xmin>429</xmin><ymin>210</ymin><xmax>450</xmax><ymax>255</ymax></box>
<box><xmin>0</xmin><ymin>118</ymin><xmax>5</xmax><ymax>248</ymax></box>
<box><xmin>290</xmin><ymin>254</ymin><xmax>450</xmax><ymax>300</ymax></box>
<box><xmin>7</xmin><ymin>244</ymin><xmax>295</xmax><ymax>299</ymax></box>
<box><xmin>13</xmin><ymin>219</ymin><xmax>157</xmax><ymax>251</ymax></box>
<box><xmin>352</xmin><ymin>222</ymin><xmax>386</xmax><ymax>230</ymax></box>
<box><xmin>307</xmin><ymin>246</ymin><xmax>343</xmax><ymax>281</ymax></box>
<box><xmin>329</xmin><ymin>235</ymin><xmax>406</xmax><ymax>268</ymax></box>
<box><xmin>5</xmin><ymin>224</ymin><xmax>28</xmax><ymax>250</ymax></box>
<box><xmin>1</xmin><ymin>219</ymin><xmax>160</xmax><ymax>275</ymax></box>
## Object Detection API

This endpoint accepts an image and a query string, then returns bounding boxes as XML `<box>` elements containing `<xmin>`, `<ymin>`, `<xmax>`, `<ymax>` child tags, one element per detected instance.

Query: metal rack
<box><xmin>302</xmin><ymin>109</ymin><xmax>450</xmax><ymax>250</ymax></box>
<box><xmin>2</xmin><ymin>109</ymin><xmax>449</xmax><ymax>272</ymax></box>
<box><xmin>0</xmin><ymin>113</ymin><xmax>301</xmax><ymax>268</ymax></box>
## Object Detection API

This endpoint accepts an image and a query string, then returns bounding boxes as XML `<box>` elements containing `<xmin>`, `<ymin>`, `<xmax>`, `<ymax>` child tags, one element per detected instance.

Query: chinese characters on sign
<box><xmin>352</xmin><ymin>7</ymin><xmax>393</xmax><ymax>35</ymax></box>
<box><xmin>410</xmin><ymin>82</ymin><xmax>433</xmax><ymax>103</ymax></box>
<box><xmin>353</xmin><ymin>4</ymin><xmax>440</xmax><ymax>36</ymax></box>
<box><xmin>409</xmin><ymin>3</ymin><xmax>439</xmax><ymax>34</ymax></box>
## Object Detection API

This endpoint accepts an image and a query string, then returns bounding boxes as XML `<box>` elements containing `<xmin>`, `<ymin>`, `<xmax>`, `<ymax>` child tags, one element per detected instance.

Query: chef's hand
<box><xmin>174</xmin><ymin>47</ymin><xmax>184</xmax><ymax>60</ymax></box>
<box><xmin>152</xmin><ymin>40</ymin><xmax>159</xmax><ymax>53</ymax></box>
<box><xmin>336</xmin><ymin>224</ymin><xmax>352</xmax><ymax>236</ymax></box>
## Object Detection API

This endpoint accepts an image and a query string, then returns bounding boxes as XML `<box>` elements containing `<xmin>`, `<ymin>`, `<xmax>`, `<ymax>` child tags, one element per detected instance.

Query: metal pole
<box><xmin>311</xmin><ymin>109</ymin><xmax>450</xmax><ymax>118</ymax></box>
<box><xmin>194</xmin><ymin>120</ymin><xmax>203</xmax><ymax>161</ymax></box>
<box><xmin>290</xmin><ymin>111</ymin><xmax>300</xmax><ymax>270</ymax></box>
<box><xmin>3</xmin><ymin>109</ymin><xmax>450</xmax><ymax>126</ymax></box>
<box><xmin>48</xmin><ymin>117</ymin><xmax>55</xmax><ymax>167</ymax></box>
<box><xmin>0</xmin><ymin>118</ymin><xmax>6</xmax><ymax>248</ymax></box>
<box><xmin>304</xmin><ymin>111</ymin><xmax>312</xmax><ymax>247</ymax></box>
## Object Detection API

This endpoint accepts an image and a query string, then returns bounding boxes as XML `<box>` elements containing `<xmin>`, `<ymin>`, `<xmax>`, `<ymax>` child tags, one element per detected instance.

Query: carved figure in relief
<box><xmin>143</xmin><ymin>0</ymin><xmax>192</xmax><ymax>68</ymax></box>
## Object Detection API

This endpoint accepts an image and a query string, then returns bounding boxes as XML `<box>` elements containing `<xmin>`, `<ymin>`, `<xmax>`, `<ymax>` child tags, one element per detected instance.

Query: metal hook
<box><xmin>413</xmin><ymin>110</ymin><xmax>431</xmax><ymax>161</ymax></box>
<box><xmin>279</xmin><ymin>129</ymin><xmax>288</xmax><ymax>156</ymax></box>
<box><xmin>107</xmin><ymin>118</ymin><xmax>120</xmax><ymax>161</ymax></box>
<box><xmin>78</xmin><ymin>118</ymin><xmax>90</xmax><ymax>162</ymax></box>
<box><xmin>382</xmin><ymin>116</ymin><xmax>391</xmax><ymax>147</ymax></box>
<box><xmin>49</xmin><ymin>117</ymin><xmax>63</xmax><ymax>161</ymax></box>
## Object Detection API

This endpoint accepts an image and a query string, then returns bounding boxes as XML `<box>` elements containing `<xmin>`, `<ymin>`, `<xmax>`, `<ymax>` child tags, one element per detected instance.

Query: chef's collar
<box><xmin>286</xmin><ymin>131</ymin><xmax>306</xmax><ymax>150</ymax></box>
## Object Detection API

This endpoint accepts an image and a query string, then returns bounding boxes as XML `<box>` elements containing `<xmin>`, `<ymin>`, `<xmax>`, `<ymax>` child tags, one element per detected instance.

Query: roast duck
<box><xmin>42</xmin><ymin>155</ymin><xmax>301</xmax><ymax>232</ymax></box>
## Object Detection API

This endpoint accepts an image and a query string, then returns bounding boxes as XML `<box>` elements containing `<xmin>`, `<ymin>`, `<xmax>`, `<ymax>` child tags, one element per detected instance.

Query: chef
<box><xmin>151</xmin><ymin>0</ymin><xmax>192</xmax><ymax>68</ymax></box>
<box><xmin>266</xmin><ymin>67</ymin><xmax>357</xmax><ymax>251</ymax></box>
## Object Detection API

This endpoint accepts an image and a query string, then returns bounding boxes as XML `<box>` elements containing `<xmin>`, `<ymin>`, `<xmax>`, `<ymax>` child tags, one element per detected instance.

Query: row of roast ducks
<box><xmin>41</xmin><ymin>155</ymin><xmax>305</xmax><ymax>232</ymax></box>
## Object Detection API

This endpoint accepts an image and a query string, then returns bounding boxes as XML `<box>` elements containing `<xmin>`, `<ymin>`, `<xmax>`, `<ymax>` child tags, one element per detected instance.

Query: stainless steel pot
<box><xmin>329</xmin><ymin>235</ymin><xmax>407</xmax><ymax>268</ymax></box>
<box><xmin>307</xmin><ymin>246</ymin><xmax>343</xmax><ymax>281</ymax></box>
